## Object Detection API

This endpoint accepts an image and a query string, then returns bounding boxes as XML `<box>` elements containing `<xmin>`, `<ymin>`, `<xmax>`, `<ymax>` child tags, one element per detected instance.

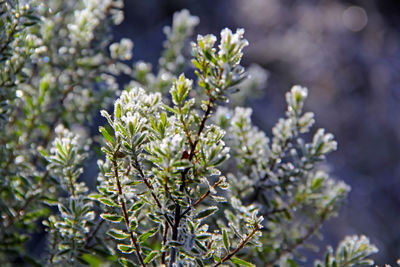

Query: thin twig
<box><xmin>5</xmin><ymin>170</ymin><xmax>49</xmax><ymax>228</ymax></box>
<box><xmin>180</xmin><ymin>177</ymin><xmax>224</xmax><ymax>218</ymax></box>
<box><xmin>161</xmin><ymin>220</ymin><xmax>169</xmax><ymax>265</ymax></box>
<box><xmin>213</xmin><ymin>225</ymin><xmax>260</xmax><ymax>267</ymax></box>
<box><xmin>84</xmin><ymin>219</ymin><xmax>105</xmax><ymax>249</ymax></box>
<box><xmin>132</xmin><ymin>160</ymin><xmax>174</xmax><ymax>228</ymax></box>
<box><xmin>112</xmin><ymin>156</ymin><xmax>145</xmax><ymax>266</ymax></box>
<box><xmin>265</xmin><ymin>220</ymin><xmax>323</xmax><ymax>267</ymax></box>
<box><xmin>0</xmin><ymin>13</ymin><xmax>19</xmax><ymax>55</ymax></box>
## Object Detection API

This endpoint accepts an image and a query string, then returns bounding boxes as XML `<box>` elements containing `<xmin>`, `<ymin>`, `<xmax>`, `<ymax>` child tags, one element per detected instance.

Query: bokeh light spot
<box><xmin>342</xmin><ymin>6</ymin><xmax>368</xmax><ymax>32</ymax></box>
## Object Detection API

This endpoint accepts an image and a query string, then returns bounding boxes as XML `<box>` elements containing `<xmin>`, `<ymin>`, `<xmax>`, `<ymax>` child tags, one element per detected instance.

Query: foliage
<box><xmin>0</xmin><ymin>0</ymin><xmax>383</xmax><ymax>266</ymax></box>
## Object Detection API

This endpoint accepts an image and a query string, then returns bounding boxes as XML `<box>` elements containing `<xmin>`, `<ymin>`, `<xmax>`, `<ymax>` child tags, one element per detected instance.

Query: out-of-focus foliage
<box><xmin>0</xmin><ymin>0</ymin><xmax>390</xmax><ymax>266</ymax></box>
<box><xmin>315</xmin><ymin>235</ymin><xmax>378</xmax><ymax>267</ymax></box>
<box><xmin>0</xmin><ymin>0</ymin><xmax>123</xmax><ymax>264</ymax></box>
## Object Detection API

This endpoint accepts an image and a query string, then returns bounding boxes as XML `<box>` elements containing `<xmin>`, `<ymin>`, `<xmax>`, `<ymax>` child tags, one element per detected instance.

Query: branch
<box><xmin>0</xmin><ymin>14</ymin><xmax>19</xmax><ymax>55</ymax></box>
<box><xmin>112</xmin><ymin>155</ymin><xmax>145</xmax><ymax>267</ymax></box>
<box><xmin>131</xmin><ymin>160</ymin><xmax>174</xmax><ymax>228</ymax></box>
<box><xmin>168</xmin><ymin>174</ymin><xmax>184</xmax><ymax>267</ymax></box>
<box><xmin>84</xmin><ymin>219</ymin><xmax>105</xmax><ymax>249</ymax></box>
<box><xmin>180</xmin><ymin>177</ymin><xmax>224</xmax><ymax>218</ymax></box>
<box><xmin>213</xmin><ymin>225</ymin><xmax>260</xmax><ymax>267</ymax></box>
<box><xmin>265</xmin><ymin>219</ymin><xmax>323</xmax><ymax>267</ymax></box>
<box><xmin>188</xmin><ymin>98</ymin><xmax>214</xmax><ymax>161</ymax></box>
<box><xmin>178</xmin><ymin>104</ymin><xmax>194</xmax><ymax>149</ymax></box>
<box><xmin>5</xmin><ymin>170</ymin><xmax>49</xmax><ymax>228</ymax></box>
<box><xmin>161</xmin><ymin>220</ymin><xmax>169</xmax><ymax>265</ymax></box>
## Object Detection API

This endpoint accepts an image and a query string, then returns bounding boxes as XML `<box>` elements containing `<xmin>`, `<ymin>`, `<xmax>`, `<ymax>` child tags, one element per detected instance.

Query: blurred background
<box><xmin>114</xmin><ymin>0</ymin><xmax>400</xmax><ymax>265</ymax></box>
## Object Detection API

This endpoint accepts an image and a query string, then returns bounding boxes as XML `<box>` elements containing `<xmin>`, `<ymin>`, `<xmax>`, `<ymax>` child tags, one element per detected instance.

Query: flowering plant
<box><xmin>0</xmin><ymin>1</ymin><xmax>381</xmax><ymax>266</ymax></box>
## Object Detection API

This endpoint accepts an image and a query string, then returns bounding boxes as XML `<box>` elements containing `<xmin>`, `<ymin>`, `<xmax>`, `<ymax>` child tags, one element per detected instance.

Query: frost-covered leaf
<box><xmin>117</xmin><ymin>244</ymin><xmax>135</xmax><ymax>254</ymax></box>
<box><xmin>143</xmin><ymin>251</ymin><xmax>158</xmax><ymax>264</ymax></box>
<box><xmin>231</xmin><ymin>257</ymin><xmax>255</xmax><ymax>267</ymax></box>
<box><xmin>100</xmin><ymin>213</ymin><xmax>123</xmax><ymax>223</ymax></box>
<box><xmin>138</xmin><ymin>228</ymin><xmax>158</xmax><ymax>243</ymax></box>
<box><xmin>107</xmin><ymin>229</ymin><xmax>130</xmax><ymax>240</ymax></box>
<box><xmin>194</xmin><ymin>206</ymin><xmax>218</xmax><ymax>220</ymax></box>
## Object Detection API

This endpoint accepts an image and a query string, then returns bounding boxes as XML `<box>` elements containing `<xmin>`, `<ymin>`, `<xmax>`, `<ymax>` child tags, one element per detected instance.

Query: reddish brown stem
<box><xmin>180</xmin><ymin>177</ymin><xmax>223</xmax><ymax>218</ymax></box>
<box><xmin>213</xmin><ymin>225</ymin><xmax>260</xmax><ymax>267</ymax></box>
<box><xmin>112</xmin><ymin>157</ymin><xmax>145</xmax><ymax>266</ymax></box>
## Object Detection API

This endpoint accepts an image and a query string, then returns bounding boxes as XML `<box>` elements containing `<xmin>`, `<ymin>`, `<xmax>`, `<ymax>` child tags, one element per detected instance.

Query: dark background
<box><xmin>114</xmin><ymin>0</ymin><xmax>400</xmax><ymax>265</ymax></box>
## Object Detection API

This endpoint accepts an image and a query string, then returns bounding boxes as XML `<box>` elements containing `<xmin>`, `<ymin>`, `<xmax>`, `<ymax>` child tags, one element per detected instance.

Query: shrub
<box><xmin>0</xmin><ymin>0</ymin><xmax>380</xmax><ymax>266</ymax></box>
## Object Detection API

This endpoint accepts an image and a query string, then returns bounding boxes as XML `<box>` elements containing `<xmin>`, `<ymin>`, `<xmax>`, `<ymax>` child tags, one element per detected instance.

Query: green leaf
<box><xmin>129</xmin><ymin>218</ymin><xmax>138</xmax><ymax>231</ymax></box>
<box><xmin>167</xmin><ymin>241</ymin><xmax>183</xmax><ymax>247</ymax></box>
<box><xmin>191</xmin><ymin>59</ymin><xmax>202</xmax><ymax>70</ymax></box>
<box><xmin>38</xmin><ymin>147</ymin><xmax>49</xmax><ymax>157</ymax></box>
<box><xmin>287</xmin><ymin>258</ymin><xmax>299</xmax><ymax>267</ymax></box>
<box><xmin>115</xmin><ymin>103</ymin><xmax>122</xmax><ymax>118</ymax></box>
<box><xmin>107</xmin><ymin>228</ymin><xmax>130</xmax><ymax>240</ymax></box>
<box><xmin>25</xmin><ymin>94</ymin><xmax>34</xmax><ymax>109</ymax></box>
<box><xmin>143</xmin><ymin>251</ymin><xmax>158</xmax><ymax>264</ymax></box>
<box><xmin>131</xmin><ymin>201</ymin><xmax>144</xmax><ymax>212</ymax></box>
<box><xmin>195</xmin><ymin>258</ymin><xmax>205</xmax><ymax>267</ymax></box>
<box><xmin>133</xmin><ymin>133</ymin><xmax>146</xmax><ymax>148</ymax></box>
<box><xmin>100</xmin><ymin>213</ymin><xmax>123</xmax><ymax>223</ymax></box>
<box><xmin>196</xmin><ymin>233</ymin><xmax>211</xmax><ymax>240</ymax></box>
<box><xmin>209</xmin><ymin>154</ymin><xmax>228</xmax><ymax>167</ymax></box>
<box><xmin>230</xmin><ymin>257</ymin><xmax>255</xmax><ymax>267</ymax></box>
<box><xmin>128</xmin><ymin>120</ymin><xmax>136</xmax><ymax>136</ymax></box>
<box><xmin>88</xmin><ymin>194</ymin><xmax>102</xmax><ymax>200</ymax></box>
<box><xmin>171</xmin><ymin>89</ymin><xmax>179</xmax><ymax>105</ymax></box>
<box><xmin>117</xmin><ymin>244</ymin><xmax>135</xmax><ymax>254</ymax></box>
<box><xmin>81</xmin><ymin>254</ymin><xmax>103</xmax><ymax>267</ymax></box>
<box><xmin>211</xmin><ymin>195</ymin><xmax>227</xmax><ymax>203</ymax></box>
<box><xmin>311</xmin><ymin>177</ymin><xmax>324</xmax><ymax>191</ymax></box>
<box><xmin>98</xmin><ymin>198</ymin><xmax>118</xmax><ymax>207</ymax></box>
<box><xmin>21</xmin><ymin>255</ymin><xmax>42</xmax><ymax>267</ymax></box>
<box><xmin>195</xmin><ymin>239</ymin><xmax>208</xmax><ymax>252</ymax></box>
<box><xmin>138</xmin><ymin>227</ymin><xmax>158</xmax><ymax>243</ymax></box>
<box><xmin>325</xmin><ymin>251</ymin><xmax>331</xmax><ymax>266</ymax></box>
<box><xmin>222</xmin><ymin>229</ymin><xmax>230</xmax><ymax>252</ymax></box>
<box><xmin>99</xmin><ymin>126</ymin><xmax>115</xmax><ymax>145</ymax></box>
<box><xmin>118</xmin><ymin>258</ymin><xmax>135</xmax><ymax>267</ymax></box>
<box><xmin>162</xmin><ymin>104</ymin><xmax>178</xmax><ymax>115</ymax></box>
<box><xmin>171</xmin><ymin>159</ymin><xmax>191</xmax><ymax>169</ymax></box>
<box><xmin>124</xmin><ymin>180</ymin><xmax>142</xmax><ymax>186</ymax></box>
<box><xmin>213</xmin><ymin>254</ymin><xmax>221</xmax><ymax>263</ymax></box>
<box><xmin>147</xmin><ymin>213</ymin><xmax>161</xmax><ymax>223</ymax></box>
<box><xmin>194</xmin><ymin>206</ymin><xmax>218</xmax><ymax>220</ymax></box>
